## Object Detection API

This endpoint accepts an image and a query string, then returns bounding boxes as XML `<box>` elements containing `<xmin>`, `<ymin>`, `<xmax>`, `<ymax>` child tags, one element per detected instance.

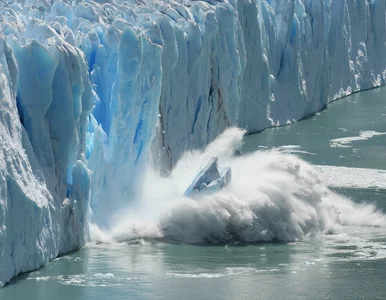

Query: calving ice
<box><xmin>183</xmin><ymin>157</ymin><xmax>232</xmax><ymax>197</ymax></box>
<box><xmin>91</xmin><ymin>128</ymin><xmax>386</xmax><ymax>244</ymax></box>
<box><xmin>0</xmin><ymin>0</ymin><xmax>386</xmax><ymax>288</ymax></box>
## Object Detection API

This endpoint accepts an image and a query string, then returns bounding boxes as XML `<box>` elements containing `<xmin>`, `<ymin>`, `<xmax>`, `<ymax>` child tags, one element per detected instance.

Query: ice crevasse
<box><xmin>0</xmin><ymin>0</ymin><xmax>386</xmax><ymax>287</ymax></box>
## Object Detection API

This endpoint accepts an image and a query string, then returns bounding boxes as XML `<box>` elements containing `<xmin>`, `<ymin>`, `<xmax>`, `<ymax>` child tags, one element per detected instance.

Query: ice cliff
<box><xmin>0</xmin><ymin>0</ymin><xmax>386</xmax><ymax>287</ymax></box>
<box><xmin>0</xmin><ymin>36</ymin><xmax>90</xmax><ymax>286</ymax></box>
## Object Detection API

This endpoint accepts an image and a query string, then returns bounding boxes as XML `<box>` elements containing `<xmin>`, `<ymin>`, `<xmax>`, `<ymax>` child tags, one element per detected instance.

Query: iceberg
<box><xmin>0</xmin><ymin>0</ymin><xmax>385</xmax><ymax>286</ymax></box>
<box><xmin>184</xmin><ymin>157</ymin><xmax>232</xmax><ymax>197</ymax></box>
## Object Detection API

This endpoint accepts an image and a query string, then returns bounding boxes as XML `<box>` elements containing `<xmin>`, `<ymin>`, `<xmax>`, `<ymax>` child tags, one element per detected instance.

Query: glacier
<box><xmin>0</xmin><ymin>0</ymin><xmax>386</xmax><ymax>287</ymax></box>
<box><xmin>0</xmin><ymin>37</ymin><xmax>90</xmax><ymax>287</ymax></box>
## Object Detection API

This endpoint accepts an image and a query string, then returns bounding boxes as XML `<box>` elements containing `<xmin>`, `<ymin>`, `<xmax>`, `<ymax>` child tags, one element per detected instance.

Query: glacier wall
<box><xmin>0</xmin><ymin>30</ymin><xmax>91</xmax><ymax>286</ymax></box>
<box><xmin>157</xmin><ymin>0</ymin><xmax>386</xmax><ymax>168</ymax></box>
<box><xmin>0</xmin><ymin>0</ymin><xmax>386</xmax><ymax>286</ymax></box>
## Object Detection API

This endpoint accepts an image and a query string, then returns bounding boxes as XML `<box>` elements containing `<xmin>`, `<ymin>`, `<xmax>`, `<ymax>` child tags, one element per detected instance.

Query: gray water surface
<box><xmin>1</xmin><ymin>87</ymin><xmax>386</xmax><ymax>300</ymax></box>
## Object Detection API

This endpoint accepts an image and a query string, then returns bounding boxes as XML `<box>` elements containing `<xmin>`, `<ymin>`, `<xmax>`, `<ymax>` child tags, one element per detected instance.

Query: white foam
<box><xmin>277</xmin><ymin>145</ymin><xmax>301</xmax><ymax>149</ymax></box>
<box><xmin>324</xmin><ymin>231</ymin><xmax>386</xmax><ymax>262</ymax></box>
<box><xmin>167</xmin><ymin>267</ymin><xmax>281</xmax><ymax>278</ymax></box>
<box><xmin>27</xmin><ymin>273</ymin><xmax>124</xmax><ymax>287</ymax></box>
<box><xmin>93</xmin><ymin>273</ymin><xmax>114</xmax><ymax>279</ymax></box>
<box><xmin>167</xmin><ymin>273</ymin><xmax>225</xmax><ymax>278</ymax></box>
<box><xmin>28</xmin><ymin>276</ymin><xmax>51</xmax><ymax>281</ymax></box>
<box><xmin>275</xmin><ymin>145</ymin><xmax>316</xmax><ymax>156</ymax></box>
<box><xmin>330</xmin><ymin>131</ymin><xmax>386</xmax><ymax>148</ymax></box>
<box><xmin>317</xmin><ymin>166</ymin><xmax>386</xmax><ymax>190</ymax></box>
<box><xmin>54</xmin><ymin>256</ymin><xmax>83</xmax><ymax>262</ymax></box>
<box><xmin>90</xmin><ymin>128</ymin><xmax>386</xmax><ymax>244</ymax></box>
<box><xmin>61</xmin><ymin>275</ymin><xmax>86</xmax><ymax>286</ymax></box>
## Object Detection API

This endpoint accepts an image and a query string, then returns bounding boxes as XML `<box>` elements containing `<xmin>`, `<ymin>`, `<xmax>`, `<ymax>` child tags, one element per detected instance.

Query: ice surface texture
<box><xmin>0</xmin><ymin>0</ymin><xmax>386</xmax><ymax>286</ymax></box>
<box><xmin>0</xmin><ymin>38</ymin><xmax>90</xmax><ymax>287</ymax></box>
<box><xmin>183</xmin><ymin>157</ymin><xmax>231</xmax><ymax>197</ymax></box>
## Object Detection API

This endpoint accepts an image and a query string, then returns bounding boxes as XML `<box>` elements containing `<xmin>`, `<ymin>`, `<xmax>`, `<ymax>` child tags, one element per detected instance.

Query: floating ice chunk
<box><xmin>94</xmin><ymin>273</ymin><xmax>114</xmax><ymax>279</ymax></box>
<box><xmin>184</xmin><ymin>157</ymin><xmax>232</xmax><ymax>197</ymax></box>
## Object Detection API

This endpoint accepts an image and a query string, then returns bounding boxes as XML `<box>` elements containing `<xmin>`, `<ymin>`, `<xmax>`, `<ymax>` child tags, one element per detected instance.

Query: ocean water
<box><xmin>243</xmin><ymin>86</ymin><xmax>386</xmax><ymax>169</ymax></box>
<box><xmin>1</xmin><ymin>87</ymin><xmax>386</xmax><ymax>299</ymax></box>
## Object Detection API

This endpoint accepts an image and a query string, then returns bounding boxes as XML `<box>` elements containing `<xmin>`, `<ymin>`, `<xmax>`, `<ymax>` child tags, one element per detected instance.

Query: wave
<box><xmin>90</xmin><ymin>128</ymin><xmax>386</xmax><ymax>244</ymax></box>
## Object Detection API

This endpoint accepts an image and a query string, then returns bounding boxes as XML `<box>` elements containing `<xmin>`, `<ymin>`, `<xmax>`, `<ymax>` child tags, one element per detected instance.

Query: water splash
<box><xmin>90</xmin><ymin>128</ymin><xmax>386</xmax><ymax>244</ymax></box>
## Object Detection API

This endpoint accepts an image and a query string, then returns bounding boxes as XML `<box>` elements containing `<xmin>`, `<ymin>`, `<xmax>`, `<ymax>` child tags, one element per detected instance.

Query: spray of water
<box><xmin>90</xmin><ymin>128</ymin><xmax>386</xmax><ymax>244</ymax></box>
